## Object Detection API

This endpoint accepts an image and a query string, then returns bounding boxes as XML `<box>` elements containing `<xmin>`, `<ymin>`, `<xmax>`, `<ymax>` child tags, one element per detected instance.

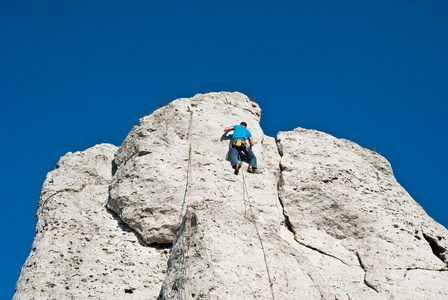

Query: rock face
<box><xmin>277</xmin><ymin>129</ymin><xmax>448</xmax><ymax>299</ymax></box>
<box><xmin>14</xmin><ymin>144</ymin><xmax>168</xmax><ymax>299</ymax></box>
<box><xmin>15</xmin><ymin>92</ymin><xmax>448</xmax><ymax>300</ymax></box>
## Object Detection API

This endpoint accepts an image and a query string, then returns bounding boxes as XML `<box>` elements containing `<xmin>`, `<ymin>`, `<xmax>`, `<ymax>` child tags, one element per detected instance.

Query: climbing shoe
<box><xmin>234</xmin><ymin>164</ymin><xmax>241</xmax><ymax>175</ymax></box>
<box><xmin>248</xmin><ymin>167</ymin><xmax>255</xmax><ymax>174</ymax></box>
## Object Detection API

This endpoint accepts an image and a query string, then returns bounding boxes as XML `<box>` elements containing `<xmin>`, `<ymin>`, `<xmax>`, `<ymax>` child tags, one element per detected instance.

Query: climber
<box><xmin>224</xmin><ymin>122</ymin><xmax>257</xmax><ymax>175</ymax></box>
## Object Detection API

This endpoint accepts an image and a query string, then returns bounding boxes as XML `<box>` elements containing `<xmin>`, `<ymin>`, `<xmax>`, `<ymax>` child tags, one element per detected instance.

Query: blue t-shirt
<box><xmin>232</xmin><ymin>125</ymin><xmax>252</xmax><ymax>141</ymax></box>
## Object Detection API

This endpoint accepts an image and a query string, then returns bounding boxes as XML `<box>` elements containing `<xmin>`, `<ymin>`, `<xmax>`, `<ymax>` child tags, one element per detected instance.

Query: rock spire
<box><xmin>14</xmin><ymin>92</ymin><xmax>448</xmax><ymax>300</ymax></box>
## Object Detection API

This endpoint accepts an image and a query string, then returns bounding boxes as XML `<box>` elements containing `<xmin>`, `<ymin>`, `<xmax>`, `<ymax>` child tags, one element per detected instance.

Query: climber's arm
<box><xmin>224</xmin><ymin>126</ymin><xmax>234</xmax><ymax>132</ymax></box>
<box><xmin>248</xmin><ymin>137</ymin><xmax>254</xmax><ymax>147</ymax></box>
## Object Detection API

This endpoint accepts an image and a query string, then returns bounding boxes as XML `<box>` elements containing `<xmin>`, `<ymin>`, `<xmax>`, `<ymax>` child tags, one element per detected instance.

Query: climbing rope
<box><xmin>180</xmin><ymin>114</ymin><xmax>274</xmax><ymax>299</ymax></box>
<box><xmin>241</xmin><ymin>168</ymin><xmax>276</xmax><ymax>300</ymax></box>
<box><xmin>182</xmin><ymin>108</ymin><xmax>194</xmax><ymax>300</ymax></box>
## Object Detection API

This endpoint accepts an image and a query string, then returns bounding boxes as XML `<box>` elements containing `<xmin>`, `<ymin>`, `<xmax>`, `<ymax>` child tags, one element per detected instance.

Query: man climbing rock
<box><xmin>224</xmin><ymin>122</ymin><xmax>257</xmax><ymax>175</ymax></box>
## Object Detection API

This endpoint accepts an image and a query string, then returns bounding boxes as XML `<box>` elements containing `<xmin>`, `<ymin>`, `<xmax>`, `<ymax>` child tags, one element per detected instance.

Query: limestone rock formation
<box><xmin>14</xmin><ymin>92</ymin><xmax>448</xmax><ymax>300</ymax></box>
<box><xmin>14</xmin><ymin>144</ymin><xmax>168</xmax><ymax>299</ymax></box>
<box><xmin>277</xmin><ymin>128</ymin><xmax>448</xmax><ymax>299</ymax></box>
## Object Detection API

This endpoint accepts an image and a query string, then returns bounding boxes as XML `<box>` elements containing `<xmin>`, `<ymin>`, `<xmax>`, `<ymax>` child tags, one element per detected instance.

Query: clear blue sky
<box><xmin>1</xmin><ymin>1</ymin><xmax>447</xmax><ymax>298</ymax></box>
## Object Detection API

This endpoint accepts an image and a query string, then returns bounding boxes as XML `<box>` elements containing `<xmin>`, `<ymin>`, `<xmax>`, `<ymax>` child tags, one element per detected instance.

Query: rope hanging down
<box><xmin>180</xmin><ymin>110</ymin><xmax>273</xmax><ymax>299</ymax></box>
<box><xmin>182</xmin><ymin>108</ymin><xmax>194</xmax><ymax>300</ymax></box>
<box><xmin>241</xmin><ymin>169</ymin><xmax>276</xmax><ymax>300</ymax></box>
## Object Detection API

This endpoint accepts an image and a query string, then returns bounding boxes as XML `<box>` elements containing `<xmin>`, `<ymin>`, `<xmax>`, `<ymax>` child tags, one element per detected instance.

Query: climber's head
<box><xmin>240</xmin><ymin>122</ymin><xmax>247</xmax><ymax>128</ymax></box>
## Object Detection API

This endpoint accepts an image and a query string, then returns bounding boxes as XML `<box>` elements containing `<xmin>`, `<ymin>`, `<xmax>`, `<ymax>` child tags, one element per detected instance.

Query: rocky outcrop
<box><xmin>13</xmin><ymin>144</ymin><xmax>168</xmax><ymax>299</ymax></box>
<box><xmin>277</xmin><ymin>128</ymin><xmax>448</xmax><ymax>299</ymax></box>
<box><xmin>14</xmin><ymin>92</ymin><xmax>448</xmax><ymax>300</ymax></box>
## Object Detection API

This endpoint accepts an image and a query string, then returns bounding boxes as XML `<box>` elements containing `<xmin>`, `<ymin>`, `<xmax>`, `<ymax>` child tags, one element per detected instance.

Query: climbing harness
<box><xmin>231</xmin><ymin>138</ymin><xmax>248</xmax><ymax>151</ymax></box>
<box><xmin>241</xmin><ymin>168</ymin><xmax>276</xmax><ymax>300</ymax></box>
<box><xmin>233</xmin><ymin>138</ymin><xmax>244</xmax><ymax>147</ymax></box>
<box><xmin>182</xmin><ymin>107</ymin><xmax>194</xmax><ymax>300</ymax></box>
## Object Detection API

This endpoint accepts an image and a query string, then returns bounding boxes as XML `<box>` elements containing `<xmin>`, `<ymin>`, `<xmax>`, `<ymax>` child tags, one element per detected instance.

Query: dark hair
<box><xmin>240</xmin><ymin>122</ymin><xmax>247</xmax><ymax>127</ymax></box>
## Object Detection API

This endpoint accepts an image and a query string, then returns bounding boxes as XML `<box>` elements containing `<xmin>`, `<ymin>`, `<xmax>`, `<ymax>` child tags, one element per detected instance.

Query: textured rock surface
<box><xmin>15</xmin><ymin>92</ymin><xmax>448</xmax><ymax>299</ymax></box>
<box><xmin>14</xmin><ymin>144</ymin><xmax>168</xmax><ymax>299</ymax></box>
<box><xmin>277</xmin><ymin>128</ymin><xmax>448</xmax><ymax>299</ymax></box>
<box><xmin>151</xmin><ymin>93</ymin><xmax>320</xmax><ymax>299</ymax></box>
